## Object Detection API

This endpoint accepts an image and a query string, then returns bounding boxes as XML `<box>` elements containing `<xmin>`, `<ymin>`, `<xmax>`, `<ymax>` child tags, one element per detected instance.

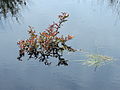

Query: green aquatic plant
<box><xmin>85</xmin><ymin>54</ymin><xmax>112</xmax><ymax>65</ymax></box>
<box><xmin>70</xmin><ymin>51</ymin><xmax>113</xmax><ymax>70</ymax></box>
<box><xmin>83</xmin><ymin>54</ymin><xmax>113</xmax><ymax>71</ymax></box>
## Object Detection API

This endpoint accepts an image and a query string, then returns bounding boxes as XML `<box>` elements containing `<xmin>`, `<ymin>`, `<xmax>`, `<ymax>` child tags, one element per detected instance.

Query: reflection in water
<box><xmin>0</xmin><ymin>0</ymin><xmax>27</xmax><ymax>20</ymax></box>
<box><xmin>109</xmin><ymin>0</ymin><xmax>120</xmax><ymax>6</ymax></box>
<box><xmin>109</xmin><ymin>0</ymin><xmax>120</xmax><ymax>9</ymax></box>
<box><xmin>106</xmin><ymin>0</ymin><xmax>120</xmax><ymax>16</ymax></box>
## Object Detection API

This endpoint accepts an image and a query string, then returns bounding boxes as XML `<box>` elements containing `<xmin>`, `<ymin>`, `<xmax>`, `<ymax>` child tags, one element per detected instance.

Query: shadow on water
<box><xmin>0</xmin><ymin>0</ymin><xmax>27</xmax><ymax>21</ymax></box>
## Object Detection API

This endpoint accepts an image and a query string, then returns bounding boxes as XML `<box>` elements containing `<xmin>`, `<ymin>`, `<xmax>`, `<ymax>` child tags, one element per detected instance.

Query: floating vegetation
<box><xmin>17</xmin><ymin>12</ymin><xmax>114</xmax><ymax>68</ymax></box>
<box><xmin>83</xmin><ymin>54</ymin><xmax>113</xmax><ymax>71</ymax></box>
<box><xmin>70</xmin><ymin>53</ymin><xmax>114</xmax><ymax>71</ymax></box>
<box><xmin>17</xmin><ymin>12</ymin><xmax>76</xmax><ymax>66</ymax></box>
<box><xmin>85</xmin><ymin>54</ymin><xmax>113</xmax><ymax>65</ymax></box>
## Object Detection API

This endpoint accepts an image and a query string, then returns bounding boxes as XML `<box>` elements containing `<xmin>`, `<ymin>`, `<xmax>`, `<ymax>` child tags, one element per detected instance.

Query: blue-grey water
<box><xmin>0</xmin><ymin>0</ymin><xmax>120</xmax><ymax>90</ymax></box>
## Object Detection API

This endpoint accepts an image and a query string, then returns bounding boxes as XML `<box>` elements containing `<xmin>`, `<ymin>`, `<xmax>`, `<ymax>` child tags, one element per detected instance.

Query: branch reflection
<box><xmin>0</xmin><ymin>0</ymin><xmax>27</xmax><ymax>20</ymax></box>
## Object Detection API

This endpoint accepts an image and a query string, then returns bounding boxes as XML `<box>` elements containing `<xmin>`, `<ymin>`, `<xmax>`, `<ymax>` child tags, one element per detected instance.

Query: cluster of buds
<box><xmin>58</xmin><ymin>12</ymin><xmax>69</xmax><ymax>21</ymax></box>
<box><xmin>17</xmin><ymin>12</ymin><xmax>76</xmax><ymax>66</ymax></box>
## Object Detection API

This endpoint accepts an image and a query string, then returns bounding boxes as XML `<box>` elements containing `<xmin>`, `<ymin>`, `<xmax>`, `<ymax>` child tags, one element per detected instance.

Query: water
<box><xmin>0</xmin><ymin>0</ymin><xmax>120</xmax><ymax>90</ymax></box>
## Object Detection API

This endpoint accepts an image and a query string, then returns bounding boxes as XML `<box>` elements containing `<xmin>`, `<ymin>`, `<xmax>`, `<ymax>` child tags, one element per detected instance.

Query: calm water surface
<box><xmin>0</xmin><ymin>0</ymin><xmax>120</xmax><ymax>90</ymax></box>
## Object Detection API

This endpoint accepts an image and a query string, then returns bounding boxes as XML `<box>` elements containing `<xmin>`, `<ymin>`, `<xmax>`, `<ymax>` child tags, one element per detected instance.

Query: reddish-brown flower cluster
<box><xmin>17</xmin><ymin>12</ymin><xmax>76</xmax><ymax>66</ymax></box>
